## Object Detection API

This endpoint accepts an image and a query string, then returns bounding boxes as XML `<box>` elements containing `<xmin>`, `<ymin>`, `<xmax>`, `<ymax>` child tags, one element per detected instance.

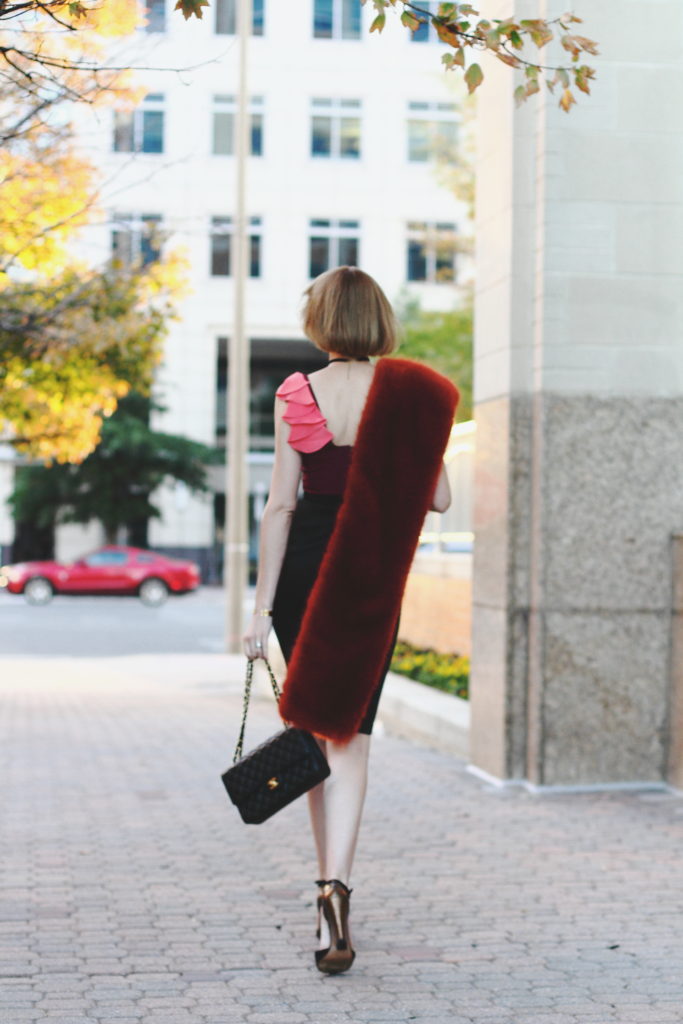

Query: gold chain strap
<box><xmin>233</xmin><ymin>657</ymin><xmax>283</xmax><ymax>764</ymax></box>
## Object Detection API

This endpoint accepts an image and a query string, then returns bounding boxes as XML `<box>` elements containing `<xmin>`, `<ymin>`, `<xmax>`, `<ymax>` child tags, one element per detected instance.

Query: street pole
<box><xmin>225</xmin><ymin>0</ymin><xmax>252</xmax><ymax>652</ymax></box>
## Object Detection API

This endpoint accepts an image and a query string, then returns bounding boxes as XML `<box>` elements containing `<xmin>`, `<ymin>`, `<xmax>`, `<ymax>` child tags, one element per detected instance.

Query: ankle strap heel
<box><xmin>315</xmin><ymin>879</ymin><xmax>356</xmax><ymax>974</ymax></box>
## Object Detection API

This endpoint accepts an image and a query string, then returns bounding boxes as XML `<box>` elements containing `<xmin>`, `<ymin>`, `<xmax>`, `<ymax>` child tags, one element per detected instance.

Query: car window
<box><xmin>135</xmin><ymin>554</ymin><xmax>156</xmax><ymax>564</ymax></box>
<box><xmin>85</xmin><ymin>551</ymin><xmax>128</xmax><ymax>567</ymax></box>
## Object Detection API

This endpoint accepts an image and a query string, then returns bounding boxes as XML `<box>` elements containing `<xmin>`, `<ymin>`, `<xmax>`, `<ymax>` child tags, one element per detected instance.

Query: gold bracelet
<box><xmin>256</xmin><ymin>608</ymin><xmax>272</xmax><ymax>617</ymax></box>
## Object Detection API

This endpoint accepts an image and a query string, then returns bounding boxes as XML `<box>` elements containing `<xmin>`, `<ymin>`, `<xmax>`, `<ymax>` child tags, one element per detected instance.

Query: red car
<box><xmin>0</xmin><ymin>546</ymin><xmax>201</xmax><ymax>606</ymax></box>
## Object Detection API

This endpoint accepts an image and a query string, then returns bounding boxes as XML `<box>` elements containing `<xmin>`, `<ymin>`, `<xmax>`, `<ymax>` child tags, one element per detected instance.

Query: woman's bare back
<box><xmin>307</xmin><ymin>360</ymin><xmax>375</xmax><ymax>447</ymax></box>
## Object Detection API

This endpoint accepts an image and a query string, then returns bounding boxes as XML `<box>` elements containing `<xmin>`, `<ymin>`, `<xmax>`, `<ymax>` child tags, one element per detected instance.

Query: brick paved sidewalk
<box><xmin>2</xmin><ymin>655</ymin><xmax>683</xmax><ymax>1024</ymax></box>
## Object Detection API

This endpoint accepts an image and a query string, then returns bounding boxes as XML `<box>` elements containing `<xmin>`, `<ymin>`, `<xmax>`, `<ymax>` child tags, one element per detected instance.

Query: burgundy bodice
<box><xmin>275</xmin><ymin>371</ymin><xmax>352</xmax><ymax>496</ymax></box>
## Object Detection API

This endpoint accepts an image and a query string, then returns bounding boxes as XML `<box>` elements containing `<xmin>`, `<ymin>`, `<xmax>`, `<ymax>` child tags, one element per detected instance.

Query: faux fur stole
<box><xmin>278</xmin><ymin>357</ymin><xmax>459</xmax><ymax>742</ymax></box>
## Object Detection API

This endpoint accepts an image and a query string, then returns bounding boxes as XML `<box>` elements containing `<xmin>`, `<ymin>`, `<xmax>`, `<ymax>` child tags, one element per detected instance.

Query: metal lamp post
<box><xmin>225</xmin><ymin>0</ymin><xmax>252</xmax><ymax>651</ymax></box>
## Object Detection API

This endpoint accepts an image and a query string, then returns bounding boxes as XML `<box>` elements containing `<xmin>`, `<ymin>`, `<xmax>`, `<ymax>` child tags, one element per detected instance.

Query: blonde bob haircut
<box><xmin>302</xmin><ymin>266</ymin><xmax>399</xmax><ymax>358</ymax></box>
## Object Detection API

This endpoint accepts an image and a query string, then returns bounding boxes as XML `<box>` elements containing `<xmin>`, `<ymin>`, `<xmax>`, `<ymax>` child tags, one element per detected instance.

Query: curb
<box><xmin>377</xmin><ymin>671</ymin><xmax>470</xmax><ymax>758</ymax></box>
<box><xmin>265</xmin><ymin>642</ymin><xmax>470</xmax><ymax>757</ymax></box>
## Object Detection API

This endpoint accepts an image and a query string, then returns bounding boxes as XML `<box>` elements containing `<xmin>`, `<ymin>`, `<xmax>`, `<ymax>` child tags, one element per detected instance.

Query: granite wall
<box><xmin>469</xmin><ymin>0</ymin><xmax>683</xmax><ymax>786</ymax></box>
<box><xmin>471</xmin><ymin>394</ymin><xmax>683</xmax><ymax>786</ymax></box>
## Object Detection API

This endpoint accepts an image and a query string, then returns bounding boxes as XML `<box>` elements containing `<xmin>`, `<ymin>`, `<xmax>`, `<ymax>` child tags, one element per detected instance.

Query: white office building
<box><xmin>1</xmin><ymin>0</ymin><xmax>471</xmax><ymax>574</ymax></box>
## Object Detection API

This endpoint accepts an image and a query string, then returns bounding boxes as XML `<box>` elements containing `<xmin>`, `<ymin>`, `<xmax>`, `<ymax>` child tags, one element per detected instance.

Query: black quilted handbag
<box><xmin>221</xmin><ymin>658</ymin><xmax>330</xmax><ymax>824</ymax></box>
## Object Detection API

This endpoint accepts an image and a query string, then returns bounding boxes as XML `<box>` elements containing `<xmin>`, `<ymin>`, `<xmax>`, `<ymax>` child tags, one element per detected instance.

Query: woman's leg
<box><xmin>307</xmin><ymin>733</ymin><xmax>371</xmax><ymax>884</ymax></box>
<box><xmin>307</xmin><ymin>739</ymin><xmax>328</xmax><ymax>880</ymax></box>
<box><xmin>308</xmin><ymin>734</ymin><xmax>370</xmax><ymax>949</ymax></box>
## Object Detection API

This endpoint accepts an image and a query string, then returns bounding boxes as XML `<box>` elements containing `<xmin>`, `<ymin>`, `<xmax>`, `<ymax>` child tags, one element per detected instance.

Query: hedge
<box><xmin>390</xmin><ymin>640</ymin><xmax>470</xmax><ymax>700</ymax></box>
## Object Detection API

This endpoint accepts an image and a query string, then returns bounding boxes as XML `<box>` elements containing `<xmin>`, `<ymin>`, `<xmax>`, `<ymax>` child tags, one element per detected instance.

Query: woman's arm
<box><xmin>243</xmin><ymin>397</ymin><xmax>301</xmax><ymax>659</ymax></box>
<box><xmin>430</xmin><ymin>462</ymin><xmax>451</xmax><ymax>513</ymax></box>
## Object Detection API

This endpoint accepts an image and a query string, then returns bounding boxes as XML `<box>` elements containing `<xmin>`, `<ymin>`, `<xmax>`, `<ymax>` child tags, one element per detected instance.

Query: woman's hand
<box><xmin>243</xmin><ymin>614</ymin><xmax>273</xmax><ymax>660</ymax></box>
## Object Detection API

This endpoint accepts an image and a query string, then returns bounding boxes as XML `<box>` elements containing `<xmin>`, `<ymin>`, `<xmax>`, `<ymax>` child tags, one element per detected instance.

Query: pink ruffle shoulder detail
<box><xmin>275</xmin><ymin>372</ymin><xmax>335</xmax><ymax>454</ymax></box>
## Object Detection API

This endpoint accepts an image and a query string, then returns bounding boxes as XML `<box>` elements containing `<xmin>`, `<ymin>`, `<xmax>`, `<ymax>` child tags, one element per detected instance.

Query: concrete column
<box><xmin>668</xmin><ymin>535</ymin><xmax>683</xmax><ymax>789</ymax></box>
<box><xmin>469</xmin><ymin>0</ymin><xmax>683</xmax><ymax>786</ymax></box>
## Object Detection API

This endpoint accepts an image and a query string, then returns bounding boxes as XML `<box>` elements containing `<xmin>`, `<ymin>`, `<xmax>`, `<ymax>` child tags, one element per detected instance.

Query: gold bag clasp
<box><xmin>267</xmin><ymin>777</ymin><xmax>279</xmax><ymax>790</ymax></box>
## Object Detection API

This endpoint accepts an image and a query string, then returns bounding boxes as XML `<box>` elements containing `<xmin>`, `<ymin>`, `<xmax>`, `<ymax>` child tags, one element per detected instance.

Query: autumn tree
<box><xmin>0</xmin><ymin>258</ymin><xmax>185</xmax><ymax>463</ymax></box>
<box><xmin>9</xmin><ymin>392</ymin><xmax>219</xmax><ymax>546</ymax></box>
<box><xmin>176</xmin><ymin>0</ymin><xmax>598</xmax><ymax>112</ymax></box>
<box><xmin>0</xmin><ymin>1</ymin><xmax>143</xmax><ymax>148</ymax></box>
<box><xmin>4</xmin><ymin>1</ymin><xmax>598</xmax><ymax>113</ymax></box>
<box><xmin>0</xmin><ymin>0</ymin><xmax>187</xmax><ymax>463</ymax></box>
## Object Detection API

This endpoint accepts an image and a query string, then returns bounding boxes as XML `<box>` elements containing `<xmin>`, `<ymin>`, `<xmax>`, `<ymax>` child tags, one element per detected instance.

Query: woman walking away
<box><xmin>243</xmin><ymin>266</ymin><xmax>458</xmax><ymax>973</ymax></box>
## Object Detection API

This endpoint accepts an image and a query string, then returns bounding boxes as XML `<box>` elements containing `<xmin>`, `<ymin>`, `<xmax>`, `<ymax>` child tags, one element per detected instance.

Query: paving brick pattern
<box><xmin>2</xmin><ymin>656</ymin><xmax>683</xmax><ymax>1024</ymax></box>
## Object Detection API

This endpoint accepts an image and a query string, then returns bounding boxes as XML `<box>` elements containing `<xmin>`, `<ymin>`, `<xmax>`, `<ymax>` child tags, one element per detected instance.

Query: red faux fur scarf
<box><xmin>278</xmin><ymin>358</ymin><xmax>459</xmax><ymax>742</ymax></box>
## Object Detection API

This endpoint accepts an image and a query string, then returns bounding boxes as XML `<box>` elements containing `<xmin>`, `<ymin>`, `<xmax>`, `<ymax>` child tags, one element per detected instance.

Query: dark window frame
<box><xmin>308</xmin><ymin>218</ymin><xmax>360</xmax><ymax>278</ymax></box>
<box><xmin>144</xmin><ymin>0</ymin><xmax>166</xmax><ymax>33</ymax></box>
<box><xmin>313</xmin><ymin>0</ymin><xmax>361</xmax><ymax>39</ymax></box>
<box><xmin>210</xmin><ymin>216</ymin><xmax>263</xmax><ymax>278</ymax></box>
<box><xmin>112</xmin><ymin>213</ymin><xmax>163</xmax><ymax>267</ymax></box>
<box><xmin>406</xmin><ymin>221</ymin><xmax>457</xmax><ymax>283</ymax></box>
<box><xmin>215</xmin><ymin>0</ymin><xmax>265</xmax><ymax>36</ymax></box>
<box><xmin>113</xmin><ymin>95</ymin><xmax>165</xmax><ymax>155</ymax></box>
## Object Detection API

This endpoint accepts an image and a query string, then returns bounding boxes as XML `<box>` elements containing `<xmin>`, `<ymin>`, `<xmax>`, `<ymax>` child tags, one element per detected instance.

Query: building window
<box><xmin>313</xmin><ymin>0</ymin><xmax>361</xmax><ymax>39</ymax></box>
<box><xmin>215</xmin><ymin>343</ymin><xmax>299</xmax><ymax>450</ymax></box>
<box><xmin>410</xmin><ymin>2</ymin><xmax>439</xmax><ymax>42</ymax></box>
<box><xmin>309</xmin><ymin>219</ymin><xmax>359</xmax><ymax>278</ymax></box>
<box><xmin>406</xmin><ymin>222</ymin><xmax>457</xmax><ymax>283</ymax></box>
<box><xmin>144</xmin><ymin>0</ymin><xmax>166</xmax><ymax>32</ymax></box>
<box><xmin>216</xmin><ymin>337</ymin><xmax>228</xmax><ymax>445</ymax></box>
<box><xmin>113</xmin><ymin>94</ymin><xmax>165</xmax><ymax>154</ymax></box>
<box><xmin>212</xmin><ymin>95</ymin><xmax>264</xmax><ymax>156</ymax></box>
<box><xmin>253</xmin><ymin>0</ymin><xmax>265</xmax><ymax>35</ymax></box>
<box><xmin>215</xmin><ymin>0</ymin><xmax>265</xmax><ymax>35</ymax></box>
<box><xmin>311</xmin><ymin>98</ymin><xmax>361</xmax><ymax>159</ymax></box>
<box><xmin>407</xmin><ymin>101</ymin><xmax>458</xmax><ymax>162</ymax></box>
<box><xmin>210</xmin><ymin>216</ymin><xmax>262</xmax><ymax>277</ymax></box>
<box><xmin>111</xmin><ymin>213</ymin><xmax>163</xmax><ymax>267</ymax></box>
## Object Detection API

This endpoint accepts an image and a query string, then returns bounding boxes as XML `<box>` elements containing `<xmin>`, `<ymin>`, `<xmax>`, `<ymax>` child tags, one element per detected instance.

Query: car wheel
<box><xmin>23</xmin><ymin>576</ymin><xmax>54</xmax><ymax>606</ymax></box>
<box><xmin>139</xmin><ymin>577</ymin><xmax>169</xmax><ymax>607</ymax></box>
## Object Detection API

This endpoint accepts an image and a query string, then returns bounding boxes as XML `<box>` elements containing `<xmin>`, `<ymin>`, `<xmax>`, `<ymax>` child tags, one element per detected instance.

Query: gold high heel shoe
<box><xmin>315</xmin><ymin>879</ymin><xmax>325</xmax><ymax>938</ymax></box>
<box><xmin>315</xmin><ymin>879</ymin><xmax>355</xmax><ymax>974</ymax></box>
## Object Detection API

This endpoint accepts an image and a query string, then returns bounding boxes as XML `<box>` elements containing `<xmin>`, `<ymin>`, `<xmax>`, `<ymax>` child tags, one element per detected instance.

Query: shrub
<box><xmin>390</xmin><ymin>641</ymin><xmax>469</xmax><ymax>700</ymax></box>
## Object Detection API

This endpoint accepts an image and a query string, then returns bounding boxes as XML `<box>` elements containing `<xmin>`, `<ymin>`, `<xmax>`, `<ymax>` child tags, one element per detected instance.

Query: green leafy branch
<box><xmin>366</xmin><ymin>1</ymin><xmax>598</xmax><ymax>112</ymax></box>
<box><xmin>172</xmin><ymin>0</ymin><xmax>598</xmax><ymax>113</ymax></box>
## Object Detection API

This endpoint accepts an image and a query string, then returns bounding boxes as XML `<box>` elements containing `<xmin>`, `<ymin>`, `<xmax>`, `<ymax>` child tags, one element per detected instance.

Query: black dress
<box><xmin>271</xmin><ymin>371</ymin><xmax>397</xmax><ymax>736</ymax></box>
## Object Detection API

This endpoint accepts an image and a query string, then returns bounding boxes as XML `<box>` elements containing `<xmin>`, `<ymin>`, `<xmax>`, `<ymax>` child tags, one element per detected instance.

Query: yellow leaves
<box><xmin>0</xmin><ymin>255</ymin><xmax>184</xmax><ymax>462</ymax></box>
<box><xmin>484</xmin><ymin>28</ymin><xmax>501</xmax><ymax>50</ymax></box>
<box><xmin>574</xmin><ymin>65</ymin><xmax>596</xmax><ymax>95</ymax></box>
<box><xmin>452</xmin><ymin>46</ymin><xmax>466</xmax><ymax>68</ymax></box>
<box><xmin>464</xmin><ymin>62</ymin><xmax>483</xmax><ymax>94</ymax></box>
<box><xmin>559</xmin><ymin>87</ymin><xmax>576</xmax><ymax>113</ymax></box>
<box><xmin>561</xmin><ymin>33</ymin><xmax>599</xmax><ymax>59</ymax></box>
<box><xmin>510</xmin><ymin>66</ymin><xmax>541</xmax><ymax>106</ymax></box>
<box><xmin>140</xmin><ymin>248</ymin><xmax>191</xmax><ymax>303</ymax></box>
<box><xmin>0</xmin><ymin>3</ymin><xmax>187</xmax><ymax>464</ymax></box>
<box><xmin>1</xmin><ymin>354</ymin><xmax>128</xmax><ymax>463</ymax></box>
<box><xmin>370</xmin><ymin>12</ymin><xmax>386</xmax><ymax>32</ymax></box>
<box><xmin>519</xmin><ymin>18</ymin><xmax>553</xmax><ymax>48</ymax></box>
<box><xmin>74</xmin><ymin>0</ymin><xmax>143</xmax><ymax>37</ymax></box>
<box><xmin>496</xmin><ymin>52</ymin><xmax>521</xmax><ymax>70</ymax></box>
<box><xmin>424</xmin><ymin>2</ymin><xmax>597</xmax><ymax>114</ymax></box>
<box><xmin>0</xmin><ymin>144</ymin><xmax>97</xmax><ymax>276</ymax></box>
<box><xmin>435</xmin><ymin>20</ymin><xmax>460</xmax><ymax>47</ymax></box>
<box><xmin>400</xmin><ymin>10</ymin><xmax>420</xmax><ymax>32</ymax></box>
<box><xmin>0</xmin><ymin>0</ymin><xmax>148</xmax><ymax>276</ymax></box>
